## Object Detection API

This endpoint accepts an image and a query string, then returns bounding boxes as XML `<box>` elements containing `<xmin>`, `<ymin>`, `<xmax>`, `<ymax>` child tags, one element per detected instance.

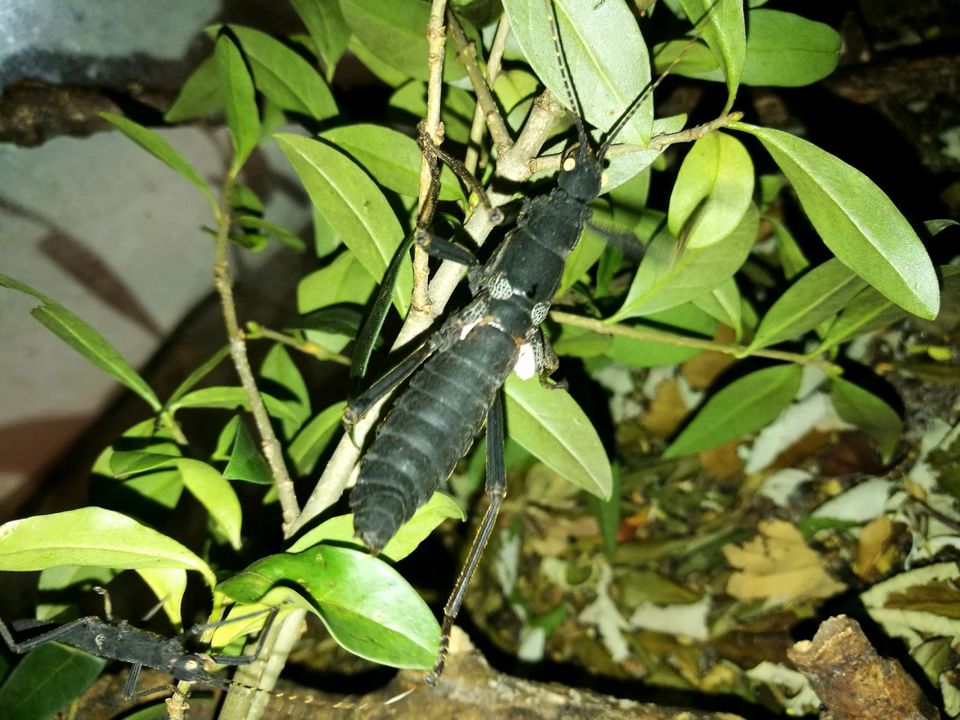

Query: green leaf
<box><xmin>219</xmin><ymin>417</ymin><xmax>273</xmax><ymax>485</ymax></box>
<box><xmin>319</xmin><ymin>124</ymin><xmax>462</xmax><ymax>200</ymax></box>
<box><xmin>339</xmin><ymin>0</ymin><xmax>467</xmax><ymax>83</ymax></box>
<box><xmin>276</xmin><ymin>133</ymin><xmax>410</xmax><ymax>315</ymax></box>
<box><xmin>0</xmin><ymin>507</ymin><xmax>215</xmax><ymax>587</ymax></box>
<box><xmin>664</xmin><ymin>364</ymin><xmax>803</xmax><ymax>458</ymax></box>
<box><xmin>677</xmin><ymin>0</ymin><xmax>745</xmax><ymax>112</ymax></box>
<box><xmin>166</xmin><ymin>345</ymin><xmax>230</xmax><ymax>408</ymax></box>
<box><xmin>100</xmin><ymin>112</ymin><xmax>218</xmax><ymax>214</ymax></box>
<box><xmin>503</xmin><ymin>0</ymin><xmax>652</xmax><ymax>144</ymax></box>
<box><xmin>732</xmin><ymin>122</ymin><xmax>939</xmax><ymax>319</ymax></box>
<box><xmin>165</xmin><ymin>56</ymin><xmax>222</xmax><ymax>123</ymax></box>
<box><xmin>213</xmin><ymin>25</ymin><xmax>337</xmax><ymax>121</ymax></box>
<box><xmin>0</xmin><ymin>643</ymin><xmax>105</xmax><ymax>720</ymax></box>
<box><xmin>36</xmin><ymin>566</ymin><xmax>117</xmax><ymax>621</ymax></box>
<box><xmin>137</xmin><ymin>567</ymin><xmax>187</xmax><ymax>629</ymax></box>
<box><xmin>298</xmin><ymin>251</ymin><xmax>377</xmax><ymax>314</ymax></box>
<box><xmin>749</xmin><ymin>258</ymin><xmax>867</xmax><ymax>350</ymax></box>
<box><xmin>216</xmin><ymin>32</ymin><xmax>260</xmax><ymax>173</ymax></box>
<box><xmin>261</xmin><ymin>344</ymin><xmax>310</xmax><ymax>437</ymax></box>
<box><xmin>110</xmin><ymin>450</ymin><xmax>180</xmax><ymax>478</ymax></box>
<box><xmin>288</xmin><ymin>401</ymin><xmax>347</xmax><ymax>476</ymax></box>
<box><xmin>504</xmin><ymin>376</ymin><xmax>612</xmax><ymax>500</ymax></box>
<box><xmin>288</xmin><ymin>493</ymin><xmax>465</xmax><ymax>561</ymax></box>
<box><xmin>667</xmin><ymin>132</ymin><xmax>754</xmax><ymax>250</ymax></box>
<box><xmin>693</xmin><ymin>277</ymin><xmax>742</xmax><ymax>338</ymax></box>
<box><xmin>169</xmin><ymin>386</ymin><xmax>302</xmax><ymax>426</ymax></box>
<box><xmin>175</xmin><ymin>460</ymin><xmax>242</xmax><ymax>550</ymax></box>
<box><xmin>388</xmin><ymin>81</ymin><xmax>475</xmax><ymax>144</ymax></box>
<box><xmin>769</xmin><ymin>216</ymin><xmax>809</xmax><ymax>280</ymax></box>
<box><xmin>660</xmin><ymin>10</ymin><xmax>839</xmax><ymax>89</ymax></box>
<box><xmin>614</xmin><ymin>202</ymin><xmax>757</xmax><ymax>320</ymax></box>
<box><xmin>830</xmin><ymin>377</ymin><xmax>902</xmax><ymax>462</ymax></box>
<box><xmin>235</xmin><ymin>216</ymin><xmax>306</xmax><ymax>251</ymax></box>
<box><xmin>0</xmin><ymin>274</ymin><xmax>161</xmax><ymax>411</ymax></box>
<box><xmin>290</xmin><ymin>0</ymin><xmax>350</xmax><ymax>82</ymax></box>
<box><xmin>217</xmin><ymin>545</ymin><xmax>440</xmax><ymax>669</ymax></box>
<box><xmin>603</xmin><ymin>303</ymin><xmax>717</xmax><ymax>368</ymax></box>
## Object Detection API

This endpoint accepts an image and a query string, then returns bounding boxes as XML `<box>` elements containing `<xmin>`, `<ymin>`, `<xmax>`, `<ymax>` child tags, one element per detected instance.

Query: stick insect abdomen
<box><xmin>351</xmin><ymin>323</ymin><xmax>520</xmax><ymax>552</ymax></box>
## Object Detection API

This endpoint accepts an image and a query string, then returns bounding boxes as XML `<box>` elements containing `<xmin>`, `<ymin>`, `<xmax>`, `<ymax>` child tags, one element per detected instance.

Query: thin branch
<box><xmin>245</xmin><ymin>322</ymin><xmax>351</xmax><ymax>366</ymax></box>
<box><xmin>465</xmin><ymin>14</ymin><xmax>511</xmax><ymax>174</ymax></box>
<box><xmin>213</xmin><ymin>171</ymin><xmax>300</xmax><ymax>530</ymax></box>
<box><xmin>550</xmin><ymin>311</ymin><xmax>842</xmax><ymax>373</ymax></box>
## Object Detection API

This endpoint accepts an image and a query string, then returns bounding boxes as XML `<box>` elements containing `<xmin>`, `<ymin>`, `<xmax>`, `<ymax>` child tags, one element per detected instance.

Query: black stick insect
<box><xmin>342</xmin><ymin>0</ymin><xmax>723</xmax><ymax>683</ymax></box>
<box><xmin>0</xmin><ymin>587</ymin><xmax>278</xmax><ymax>701</ymax></box>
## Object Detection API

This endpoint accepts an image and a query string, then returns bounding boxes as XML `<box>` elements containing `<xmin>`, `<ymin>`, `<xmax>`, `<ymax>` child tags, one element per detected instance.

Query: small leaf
<box><xmin>261</xmin><ymin>344</ymin><xmax>310</xmax><ymax>437</ymax></box>
<box><xmin>170</xmin><ymin>386</ymin><xmax>302</xmax><ymax>426</ymax></box>
<box><xmin>100</xmin><ymin>113</ymin><xmax>218</xmax><ymax>214</ymax></box>
<box><xmin>288</xmin><ymin>493</ymin><xmax>465</xmax><ymax>560</ymax></box>
<box><xmin>693</xmin><ymin>278</ymin><xmax>742</xmax><ymax>338</ymax></box>
<box><xmin>276</xmin><ymin>134</ymin><xmax>410</xmax><ymax>315</ymax></box>
<box><xmin>615</xmin><ymin>202</ymin><xmax>757</xmax><ymax>320</ymax></box>
<box><xmin>288</xmin><ymin>402</ymin><xmax>347</xmax><ymax>476</ymax></box>
<box><xmin>319</xmin><ymin>124</ymin><xmax>462</xmax><ymax>200</ymax></box>
<box><xmin>175</xmin><ymin>459</ymin><xmax>243</xmax><ymax>550</ymax></box>
<box><xmin>0</xmin><ymin>644</ymin><xmax>105</xmax><ymax>720</ymax></box>
<box><xmin>221</xmin><ymin>417</ymin><xmax>273</xmax><ymax>485</ymax></box>
<box><xmin>216</xmin><ymin>31</ymin><xmax>260</xmax><ymax>173</ymax></box>
<box><xmin>298</xmin><ymin>251</ymin><xmax>376</xmax><ymax>314</ymax></box>
<box><xmin>677</xmin><ymin>0</ymin><xmax>745</xmax><ymax>112</ymax></box>
<box><xmin>217</xmin><ymin>545</ymin><xmax>440</xmax><ymax>669</ymax></box>
<box><xmin>603</xmin><ymin>303</ymin><xmax>717</xmax><ymax>368</ymax></box>
<box><xmin>165</xmin><ymin>56</ymin><xmax>222</xmax><ymax>123</ymax></box>
<box><xmin>290</xmin><ymin>0</ymin><xmax>350</xmax><ymax>82</ymax></box>
<box><xmin>830</xmin><ymin>377</ymin><xmax>902</xmax><ymax>462</ymax></box>
<box><xmin>110</xmin><ymin>450</ymin><xmax>180</xmax><ymax>478</ymax></box>
<box><xmin>503</xmin><ymin>0</ymin><xmax>652</xmax><ymax>144</ymax></box>
<box><xmin>235</xmin><ymin>216</ymin><xmax>306</xmax><ymax>251</ymax></box>
<box><xmin>339</xmin><ymin>0</ymin><xmax>467</xmax><ymax>83</ymax></box>
<box><xmin>504</xmin><ymin>376</ymin><xmax>612</xmax><ymax>500</ymax></box>
<box><xmin>732</xmin><ymin>122</ymin><xmax>939</xmax><ymax>319</ymax></box>
<box><xmin>0</xmin><ymin>274</ymin><xmax>161</xmax><ymax>411</ymax></box>
<box><xmin>667</xmin><ymin>132</ymin><xmax>754</xmax><ymax>249</ymax></box>
<box><xmin>213</xmin><ymin>25</ymin><xmax>337</xmax><ymax>121</ymax></box>
<box><xmin>0</xmin><ymin>507</ymin><xmax>215</xmax><ymax>587</ymax></box>
<box><xmin>166</xmin><ymin>345</ymin><xmax>230</xmax><ymax>408</ymax></box>
<box><xmin>664</xmin><ymin>364</ymin><xmax>803</xmax><ymax>458</ymax></box>
<box><xmin>749</xmin><ymin>258</ymin><xmax>867</xmax><ymax>350</ymax></box>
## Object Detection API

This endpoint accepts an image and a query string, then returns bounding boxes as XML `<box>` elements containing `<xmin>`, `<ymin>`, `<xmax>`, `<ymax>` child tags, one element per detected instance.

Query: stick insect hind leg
<box><xmin>426</xmin><ymin>391</ymin><xmax>507</xmax><ymax>685</ymax></box>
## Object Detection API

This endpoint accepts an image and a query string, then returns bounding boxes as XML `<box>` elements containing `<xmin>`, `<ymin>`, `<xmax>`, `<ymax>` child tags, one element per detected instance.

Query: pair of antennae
<box><xmin>542</xmin><ymin>0</ymin><xmax>718</xmax><ymax>162</ymax></box>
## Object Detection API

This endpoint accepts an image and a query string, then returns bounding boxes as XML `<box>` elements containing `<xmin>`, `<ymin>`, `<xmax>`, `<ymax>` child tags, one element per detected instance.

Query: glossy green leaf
<box><xmin>169</xmin><ymin>386</ymin><xmax>302</xmax><ymax>426</ymax></box>
<box><xmin>732</xmin><ymin>122</ymin><xmax>939</xmax><ymax>319</ymax></box>
<box><xmin>166</xmin><ymin>345</ymin><xmax>230</xmax><ymax>407</ymax></box>
<box><xmin>604</xmin><ymin>303</ymin><xmax>717</xmax><ymax>368</ymax></box>
<box><xmin>36</xmin><ymin>566</ymin><xmax>117</xmax><ymax>621</ymax></box>
<box><xmin>100</xmin><ymin>112</ymin><xmax>218</xmax><ymax>214</ymax></box>
<box><xmin>0</xmin><ymin>643</ymin><xmax>105</xmax><ymax>720</ymax></box>
<box><xmin>693</xmin><ymin>277</ymin><xmax>742</xmax><ymax>338</ymax></box>
<box><xmin>504</xmin><ymin>0</ymin><xmax>651</xmax><ymax>145</ymax></box>
<box><xmin>288</xmin><ymin>401</ymin><xmax>347</xmax><ymax>476</ymax></box>
<box><xmin>261</xmin><ymin>344</ymin><xmax>310</xmax><ymax>437</ymax></box>
<box><xmin>0</xmin><ymin>507</ymin><xmax>215</xmax><ymax>586</ymax></box>
<box><xmin>615</xmin><ymin>202</ymin><xmax>757</xmax><ymax>319</ymax></box>
<box><xmin>298</xmin><ymin>251</ymin><xmax>376</xmax><ymax>314</ymax></box>
<box><xmin>504</xmin><ymin>376</ymin><xmax>612</xmax><ymax>500</ymax></box>
<box><xmin>217</xmin><ymin>545</ymin><xmax>440</xmax><ymax>668</ymax></box>
<box><xmin>164</xmin><ymin>56</ymin><xmax>222</xmax><ymax>123</ymax></box>
<box><xmin>339</xmin><ymin>0</ymin><xmax>467</xmax><ymax>83</ymax></box>
<box><xmin>288</xmin><ymin>493</ymin><xmax>465</xmax><ymax>561</ymax></box>
<box><xmin>235</xmin><ymin>216</ymin><xmax>306</xmax><ymax>251</ymax></box>
<box><xmin>830</xmin><ymin>377</ymin><xmax>902</xmax><ymax>462</ymax></box>
<box><xmin>216</xmin><ymin>32</ymin><xmax>260</xmax><ymax>173</ymax></box>
<box><xmin>137</xmin><ymin>567</ymin><xmax>187</xmax><ymax>629</ymax></box>
<box><xmin>677</xmin><ymin>0</ymin><xmax>745</xmax><ymax>112</ymax></box>
<box><xmin>220</xmin><ymin>417</ymin><xmax>273</xmax><ymax>484</ymax></box>
<box><xmin>667</xmin><ymin>132</ymin><xmax>754</xmax><ymax>250</ymax></box>
<box><xmin>664</xmin><ymin>364</ymin><xmax>803</xmax><ymax>458</ymax></box>
<box><xmin>110</xmin><ymin>450</ymin><xmax>180</xmax><ymax>478</ymax></box>
<box><xmin>388</xmin><ymin>81</ymin><xmax>475</xmax><ymax>144</ymax></box>
<box><xmin>290</xmin><ymin>0</ymin><xmax>350</xmax><ymax>82</ymax></box>
<box><xmin>0</xmin><ymin>274</ymin><xmax>161</xmax><ymax>412</ymax></box>
<box><xmin>319</xmin><ymin>124</ymin><xmax>462</xmax><ymax>200</ymax></box>
<box><xmin>749</xmin><ymin>258</ymin><xmax>867</xmax><ymax>350</ymax></box>
<box><xmin>276</xmin><ymin>133</ymin><xmax>410</xmax><ymax>315</ymax></box>
<box><xmin>212</xmin><ymin>25</ymin><xmax>337</xmax><ymax>121</ymax></box>
<box><xmin>660</xmin><ymin>10</ymin><xmax>839</xmax><ymax>89</ymax></box>
<box><xmin>559</xmin><ymin>227</ymin><xmax>607</xmax><ymax>296</ymax></box>
<box><xmin>769</xmin><ymin>216</ymin><xmax>809</xmax><ymax>280</ymax></box>
<box><xmin>175</xmin><ymin>460</ymin><xmax>242</xmax><ymax>550</ymax></box>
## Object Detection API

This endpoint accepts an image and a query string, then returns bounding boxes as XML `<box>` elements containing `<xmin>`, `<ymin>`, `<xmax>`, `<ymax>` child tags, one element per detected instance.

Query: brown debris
<box><xmin>787</xmin><ymin>615</ymin><xmax>941</xmax><ymax>720</ymax></box>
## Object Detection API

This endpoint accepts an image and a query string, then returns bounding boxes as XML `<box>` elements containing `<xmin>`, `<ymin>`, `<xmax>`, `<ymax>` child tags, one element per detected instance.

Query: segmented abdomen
<box><xmin>351</xmin><ymin>325</ymin><xmax>518</xmax><ymax>552</ymax></box>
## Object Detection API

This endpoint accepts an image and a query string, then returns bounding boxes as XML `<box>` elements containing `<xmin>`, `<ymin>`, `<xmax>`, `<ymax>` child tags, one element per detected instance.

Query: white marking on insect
<box><xmin>514</xmin><ymin>342</ymin><xmax>537</xmax><ymax>380</ymax></box>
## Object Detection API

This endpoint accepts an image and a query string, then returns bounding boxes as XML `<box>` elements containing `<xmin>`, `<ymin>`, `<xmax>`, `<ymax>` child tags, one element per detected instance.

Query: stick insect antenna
<box><xmin>543</xmin><ymin>0</ymin><xmax>590</xmax><ymax>154</ymax></box>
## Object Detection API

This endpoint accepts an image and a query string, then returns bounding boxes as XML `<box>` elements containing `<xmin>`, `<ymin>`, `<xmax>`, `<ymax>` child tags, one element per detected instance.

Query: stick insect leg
<box><xmin>93</xmin><ymin>585</ymin><xmax>114</xmax><ymax>622</ymax></box>
<box><xmin>206</xmin><ymin>606</ymin><xmax>279</xmax><ymax>667</ymax></box>
<box><xmin>414</xmin><ymin>228</ymin><xmax>480</xmax><ymax>267</ymax></box>
<box><xmin>426</xmin><ymin>391</ymin><xmax>506</xmax><ymax>685</ymax></box>
<box><xmin>531</xmin><ymin>327</ymin><xmax>567</xmax><ymax>390</ymax></box>
<box><xmin>0</xmin><ymin>616</ymin><xmax>101</xmax><ymax>654</ymax></box>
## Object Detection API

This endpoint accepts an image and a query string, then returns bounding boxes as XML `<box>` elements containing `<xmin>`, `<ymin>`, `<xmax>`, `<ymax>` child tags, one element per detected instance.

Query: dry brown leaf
<box><xmin>699</xmin><ymin>440</ymin><xmax>743</xmax><ymax>484</ymax></box>
<box><xmin>682</xmin><ymin>326</ymin><xmax>736</xmax><ymax>390</ymax></box>
<box><xmin>723</xmin><ymin>520</ymin><xmax>846</xmax><ymax>602</ymax></box>
<box><xmin>640</xmin><ymin>378</ymin><xmax>688</xmax><ymax>438</ymax></box>
<box><xmin>855</xmin><ymin>516</ymin><xmax>899</xmax><ymax>581</ymax></box>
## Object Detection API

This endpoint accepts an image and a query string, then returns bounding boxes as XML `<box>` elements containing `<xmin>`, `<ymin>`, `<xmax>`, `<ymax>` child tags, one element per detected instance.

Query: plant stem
<box><xmin>247</xmin><ymin>323</ymin><xmax>351</xmax><ymax>366</ymax></box>
<box><xmin>550</xmin><ymin>311</ymin><xmax>841</xmax><ymax>373</ymax></box>
<box><xmin>212</xmin><ymin>170</ymin><xmax>300</xmax><ymax>530</ymax></box>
